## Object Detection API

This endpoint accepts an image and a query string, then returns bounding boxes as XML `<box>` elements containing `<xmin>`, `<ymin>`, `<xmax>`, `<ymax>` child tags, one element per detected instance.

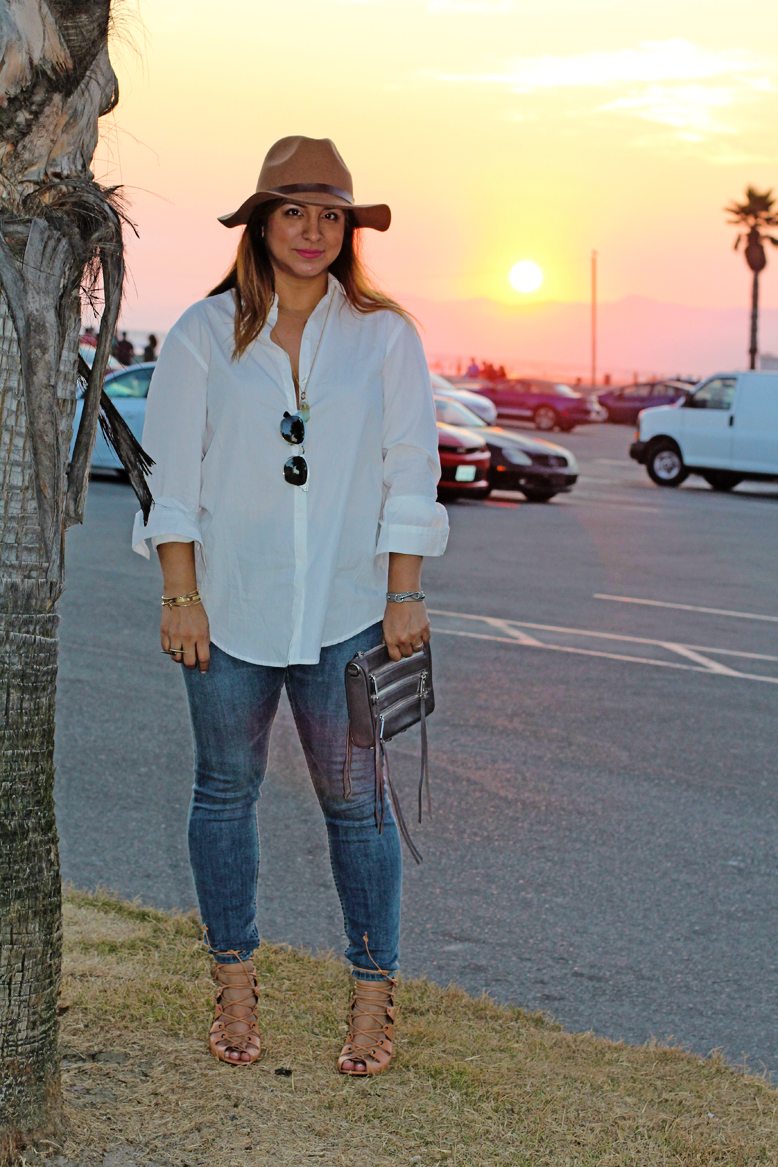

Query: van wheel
<box><xmin>702</xmin><ymin>471</ymin><xmax>743</xmax><ymax>492</ymax></box>
<box><xmin>534</xmin><ymin>406</ymin><xmax>558</xmax><ymax>431</ymax></box>
<box><xmin>646</xmin><ymin>441</ymin><xmax>688</xmax><ymax>487</ymax></box>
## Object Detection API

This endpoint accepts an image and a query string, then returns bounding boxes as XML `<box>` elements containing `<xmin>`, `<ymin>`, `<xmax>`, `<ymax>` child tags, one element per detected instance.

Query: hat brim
<box><xmin>218</xmin><ymin>189</ymin><xmax>391</xmax><ymax>232</ymax></box>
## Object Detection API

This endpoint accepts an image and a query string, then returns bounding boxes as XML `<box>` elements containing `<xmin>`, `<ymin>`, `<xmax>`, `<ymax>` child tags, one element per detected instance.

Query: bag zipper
<box><xmin>371</xmin><ymin>652</ymin><xmax>425</xmax><ymax>683</ymax></box>
<box><xmin>376</xmin><ymin>671</ymin><xmax>429</xmax><ymax>726</ymax></box>
<box><xmin>371</xmin><ymin>668</ymin><xmax>428</xmax><ymax>703</ymax></box>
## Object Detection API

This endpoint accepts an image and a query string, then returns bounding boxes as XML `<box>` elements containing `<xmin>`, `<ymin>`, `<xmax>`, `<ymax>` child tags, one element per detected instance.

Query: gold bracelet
<box><xmin>161</xmin><ymin>589</ymin><xmax>201</xmax><ymax>608</ymax></box>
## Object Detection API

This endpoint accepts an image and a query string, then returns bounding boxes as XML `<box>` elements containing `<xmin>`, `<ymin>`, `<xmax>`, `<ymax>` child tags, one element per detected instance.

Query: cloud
<box><xmin>600</xmin><ymin>84</ymin><xmax>738</xmax><ymax>139</ymax></box>
<box><xmin>428</xmin><ymin>1</ymin><xmax>515</xmax><ymax>11</ymax></box>
<box><xmin>437</xmin><ymin>39</ymin><xmax>773</xmax><ymax>140</ymax></box>
<box><xmin>440</xmin><ymin>40</ymin><xmax>766</xmax><ymax>91</ymax></box>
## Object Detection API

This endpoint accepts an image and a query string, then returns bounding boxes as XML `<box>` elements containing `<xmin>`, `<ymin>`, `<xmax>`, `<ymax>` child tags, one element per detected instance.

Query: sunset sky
<box><xmin>101</xmin><ymin>0</ymin><xmax>778</xmax><ymax>369</ymax></box>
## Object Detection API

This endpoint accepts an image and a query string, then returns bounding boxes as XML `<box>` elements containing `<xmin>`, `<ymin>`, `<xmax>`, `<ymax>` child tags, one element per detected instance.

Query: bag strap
<box><xmin>342</xmin><ymin>702</ymin><xmax>426</xmax><ymax>865</ymax></box>
<box><xmin>418</xmin><ymin>689</ymin><xmax>431</xmax><ymax>824</ymax></box>
<box><xmin>380</xmin><ymin>732</ymin><xmax>423</xmax><ymax>865</ymax></box>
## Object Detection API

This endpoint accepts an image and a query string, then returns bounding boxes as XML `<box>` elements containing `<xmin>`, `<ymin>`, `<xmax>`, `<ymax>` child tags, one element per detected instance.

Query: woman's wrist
<box><xmin>387</xmin><ymin>552</ymin><xmax>423</xmax><ymax>595</ymax></box>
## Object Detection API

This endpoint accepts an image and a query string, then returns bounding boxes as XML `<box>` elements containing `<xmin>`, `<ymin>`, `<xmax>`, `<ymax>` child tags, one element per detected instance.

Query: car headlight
<box><xmin>501</xmin><ymin>447</ymin><xmax>532</xmax><ymax>465</ymax></box>
<box><xmin>564</xmin><ymin>453</ymin><xmax>579</xmax><ymax>474</ymax></box>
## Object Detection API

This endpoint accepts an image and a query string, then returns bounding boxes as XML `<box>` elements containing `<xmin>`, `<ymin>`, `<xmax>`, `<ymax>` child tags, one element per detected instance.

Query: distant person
<box><xmin>466</xmin><ymin>357</ymin><xmax>480</xmax><ymax>377</ymax></box>
<box><xmin>131</xmin><ymin>136</ymin><xmax>448</xmax><ymax>1075</ymax></box>
<box><xmin>497</xmin><ymin>364</ymin><xmax>506</xmax><ymax>380</ymax></box>
<box><xmin>142</xmin><ymin>334</ymin><xmax>158</xmax><ymax>363</ymax></box>
<box><xmin>481</xmin><ymin>361</ymin><xmax>499</xmax><ymax>382</ymax></box>
<box><xmin>80</xmin><ymin>325</ymin><xmax>97</xmax><ymax>348</ymax></box>
<box><xmin>114</xmin><ymin>331</ymin><xmax>135</xmax><ymax>366</ymax></box>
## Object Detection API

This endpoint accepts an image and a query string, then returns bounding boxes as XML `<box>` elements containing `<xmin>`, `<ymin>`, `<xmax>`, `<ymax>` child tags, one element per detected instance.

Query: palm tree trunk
<box><xmin>0</xmin><ymin>3</ymin><xmax>124</xmax><ymax>1157</ymax></box>
<box><xmin>750</xmin><ymin>268</ymin><xmax>759</xmax><ymax>370</ymax></box>
<box><xmin>0</xmin><ymin>287</ymin><xmax>80</xmax><ymax>1156</ymax></box>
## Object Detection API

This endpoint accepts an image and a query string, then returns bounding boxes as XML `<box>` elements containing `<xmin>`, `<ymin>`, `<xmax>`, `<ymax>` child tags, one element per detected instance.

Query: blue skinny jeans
<box><xmin>182</xmin><ymin>622</ymin><xmax>401</xmax><ymax>980</ymax></box>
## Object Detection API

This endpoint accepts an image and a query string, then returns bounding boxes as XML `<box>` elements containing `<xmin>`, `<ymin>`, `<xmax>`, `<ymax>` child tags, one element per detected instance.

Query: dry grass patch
<box><xmin>45</xmin><ymin>887</ymin><xmax>777</xmax><ymax>1166</ymax></box>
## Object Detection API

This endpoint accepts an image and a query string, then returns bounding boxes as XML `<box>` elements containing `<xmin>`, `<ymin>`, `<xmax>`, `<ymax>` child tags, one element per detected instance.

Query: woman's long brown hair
<box><xmin>208</xmin><ymin>199</ymin><xmax>412</xmax><ymax>359</ymax></box>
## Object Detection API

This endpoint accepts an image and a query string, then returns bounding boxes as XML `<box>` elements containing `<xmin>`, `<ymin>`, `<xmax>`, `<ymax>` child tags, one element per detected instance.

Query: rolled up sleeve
<box><xmin>376</xmin><ymin>318</ymin><xmax>449</xmax><ymax>557</ymax></box>
<box><xmin>131</xmin><ymin>321</ymin><xmax>209</xmax><ymax>559</ymax></box>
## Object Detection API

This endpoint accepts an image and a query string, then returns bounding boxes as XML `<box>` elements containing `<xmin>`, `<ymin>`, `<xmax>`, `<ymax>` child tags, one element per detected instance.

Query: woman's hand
<box><xmin>161</xmin><ymin>600</ymin><xmax>211</xmax><ymax>672</ymax></box>
<box><xmin>383</xmin><ymin>551</ymin><xmax>429</xmax><ymax>661</ymax></box>
<box><xmin>382</xmin><ymin>600</ymin><xmax>430</xmax><ymax>662</ymax></box>
<box><xmin>157</xmin><ymin>541</ymin><xmax>210</xmax><ymax>672</ymax></box>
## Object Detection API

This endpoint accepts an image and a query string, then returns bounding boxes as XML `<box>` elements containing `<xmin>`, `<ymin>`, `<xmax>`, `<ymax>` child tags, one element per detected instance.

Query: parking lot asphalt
<box><xmin>55</xmin><ymin>421</ymin><xmax>778</xmax><ymax>1073</ymax></box>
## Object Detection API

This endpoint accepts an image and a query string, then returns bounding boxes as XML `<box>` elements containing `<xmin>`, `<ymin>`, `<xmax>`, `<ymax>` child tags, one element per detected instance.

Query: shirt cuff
<box><xmin>151</xmin><ymin>534</ymin><xmax>195</xmax><ymax>550</ymax></box>
<box><xmin>376</xmin><ymin>521</ymin><xmax>449</xmax><ymax>557</ymax></box>
<box><xmin>376</xmin><ymin>493</ymin><xmax>449</xmax><ymax>557</ymax></box>
<box><xmin>132</xmin><ymin>498</ymin><xmax>202</xmax><ymax>560</ymax></box>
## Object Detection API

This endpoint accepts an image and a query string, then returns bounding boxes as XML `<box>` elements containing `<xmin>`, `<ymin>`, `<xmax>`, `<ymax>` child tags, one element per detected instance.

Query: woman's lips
<box><xmin>295</xmin><ymin>249</ymin><xmax>324</xmax><ymax>259</ymax></box>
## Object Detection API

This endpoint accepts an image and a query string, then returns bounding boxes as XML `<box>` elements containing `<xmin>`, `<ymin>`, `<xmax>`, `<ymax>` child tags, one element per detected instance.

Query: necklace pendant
<box><xmin>298</xmin><ymin>401</ymin><xmax>310</xmax><ymax>423</ymax></box>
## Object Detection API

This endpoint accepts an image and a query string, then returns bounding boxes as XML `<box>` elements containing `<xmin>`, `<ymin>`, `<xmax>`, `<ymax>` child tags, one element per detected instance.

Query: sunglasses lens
<box><xmin>283</xmin><ymin>455</ymin><xmax>308</xmax><ymax>486</ymax></box>
<box><xmin>280</xmin><ymin>412</ymin><xmax>306</xmax><ymax>445</ymax></box>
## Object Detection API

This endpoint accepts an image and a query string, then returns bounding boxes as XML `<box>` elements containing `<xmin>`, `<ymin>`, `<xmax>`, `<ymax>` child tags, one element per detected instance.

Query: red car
<box><xmin>436</xmin><ymin>422</ymin><xmax>491</xmax><ymax>499</ymax></box>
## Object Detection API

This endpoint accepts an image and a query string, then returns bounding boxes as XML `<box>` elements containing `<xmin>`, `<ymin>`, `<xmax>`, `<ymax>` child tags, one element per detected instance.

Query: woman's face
<box><xmin>263</xmin><ymin>202</ymin><xmax>346</xmax><ymax>281</ymax></box>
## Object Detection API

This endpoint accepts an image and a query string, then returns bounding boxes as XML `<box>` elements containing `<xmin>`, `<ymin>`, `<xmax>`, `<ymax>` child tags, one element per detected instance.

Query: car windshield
<box><xmin>552</xmin><ymin>383</ymin><xmax>579</xmax><ymax>398</ymax></box>
<box><xmin>434</xmin><ymin>396</ymin><xmax>487</xmax><ymax>427</ymax></box>
<box><xmin>104</xmin><ymin>368</ymin><xmax>153</xmax><ymax>399</ymax></box>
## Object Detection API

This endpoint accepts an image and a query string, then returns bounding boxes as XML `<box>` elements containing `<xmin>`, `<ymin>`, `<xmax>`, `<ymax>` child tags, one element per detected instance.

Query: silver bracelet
<box><xmin>386</xmin><ymin>590</ymin><xmax>426</xmax><ymax>603</ymax></box>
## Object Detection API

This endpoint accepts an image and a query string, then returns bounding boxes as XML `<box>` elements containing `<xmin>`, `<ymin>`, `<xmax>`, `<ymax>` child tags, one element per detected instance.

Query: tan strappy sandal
<box><xmin>337</xmin><ymin>973</ymin><xmax>397</xmax><ymax>1076</ymax></box>
<box><xmin>209</xmin><ymin>958</ymin><xmax>261</xmax><ymax>1067</ymax></box>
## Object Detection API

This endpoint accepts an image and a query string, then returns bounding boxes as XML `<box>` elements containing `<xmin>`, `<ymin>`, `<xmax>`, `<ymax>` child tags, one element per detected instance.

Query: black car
<box><xmin>473</xmin><ymin>378</ymin><xmax>604</xmax><ymax>432</ymax></box>
<box><xmin>598</xmin><ymin>379</ymin><xmax>695</xmax><ymax>425</ymax></box>
<box><xmin>433</xmin><ymin>395</ymin><xmax>578</xmax><ymax>502</ymax></box>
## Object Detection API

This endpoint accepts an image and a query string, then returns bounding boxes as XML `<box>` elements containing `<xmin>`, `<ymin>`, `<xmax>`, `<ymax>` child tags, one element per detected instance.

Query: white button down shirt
<box><xmin>132</xmin><ymin>276</ymin><xmax>448</xmax><ymax>665</ymax></box>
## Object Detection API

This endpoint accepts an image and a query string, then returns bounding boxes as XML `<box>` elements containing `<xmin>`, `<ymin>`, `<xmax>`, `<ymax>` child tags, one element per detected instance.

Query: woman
<box><xmin>132</xmin><ymin>136</ymin><xmax>448</xmax><ymax>1074</ymax></box>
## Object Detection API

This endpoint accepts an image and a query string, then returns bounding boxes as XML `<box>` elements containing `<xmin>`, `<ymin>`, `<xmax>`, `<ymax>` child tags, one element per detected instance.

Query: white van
<box><xmin>630</xmin><ymin>371</ymin><xmax>778</xmax><ymax>490</ymax></box>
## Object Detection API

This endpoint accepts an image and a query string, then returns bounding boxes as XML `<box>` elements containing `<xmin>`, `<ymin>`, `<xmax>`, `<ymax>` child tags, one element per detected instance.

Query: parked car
<box><xmin>598</xmin><ymin>379</ymin><xmax>695</xmax><ymax>425</ymax></box>
<box><xmin>436</xmin><ymin>421</ymin><xmax>491</xmax><ymax>499</ymax></box>
<box><xmin>79</xmin><ymin>343</ymin><xmax>122</xmax><ymax>375</ymax></box>
<box><xmin>473</xmin><ymin>378</ymin><xmax>604</xmax><ymax>432</ymax></box>
<box><xmin>429</xmin><ymin>373</ymin><xmax>498</xmax><ymax>424</ymax></box>
<box><xmin>630</xmin><ymin>371</ymin><xmax>778</xmax><ymax>490</ymax></box>
<box><xmin>434</xmin><ymin>395</ymin><xmax>578</xmax><ymax>501</ymax></box>
<box><xmin>72</xmin><ymin>362</ymin><xmax>155</xmax><ymax>472</ymax></box>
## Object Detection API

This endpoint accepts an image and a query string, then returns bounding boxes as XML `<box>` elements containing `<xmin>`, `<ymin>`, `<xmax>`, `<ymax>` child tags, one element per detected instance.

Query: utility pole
<box><xmin>591</xmin><ymin>249</ymin><xmax>597</xmax><ymax>389</ymax></box>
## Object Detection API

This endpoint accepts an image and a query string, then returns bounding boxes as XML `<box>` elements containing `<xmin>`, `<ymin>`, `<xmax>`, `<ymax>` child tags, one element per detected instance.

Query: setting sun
<box><xmin>509</xmin><ymin>262</ymin><xmax>544</xmax><ymax>294</ymax></box>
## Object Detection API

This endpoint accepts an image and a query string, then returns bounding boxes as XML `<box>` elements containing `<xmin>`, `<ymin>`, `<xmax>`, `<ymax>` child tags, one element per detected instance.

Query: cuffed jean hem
<box><xmin>202</xmin><ymin>923</ymin><xmax>259</xmax><ymax>965</ymax></box>
<box><xmin>350</xmin><ymin>967</ymin><xmax>398</xmax><ymax>982</ymax></box>
<box><xmin>207</xmin><ymin>948</ymin><xmax>257</xmax><ymax>965</ymax></box>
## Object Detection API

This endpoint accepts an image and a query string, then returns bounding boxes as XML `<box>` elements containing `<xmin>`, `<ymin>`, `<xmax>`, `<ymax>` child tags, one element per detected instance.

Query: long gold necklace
<box><xmin>290</xmin><ymin>295</ymin><xmax>333</xmax><ymax>423</ymax></box>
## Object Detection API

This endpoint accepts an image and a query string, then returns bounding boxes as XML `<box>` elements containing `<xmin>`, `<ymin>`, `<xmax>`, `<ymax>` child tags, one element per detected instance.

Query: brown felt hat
<box><xmin>218</xmin><ymin>136</ymin><xmax>391</xmax><ymax>232</ymax></box>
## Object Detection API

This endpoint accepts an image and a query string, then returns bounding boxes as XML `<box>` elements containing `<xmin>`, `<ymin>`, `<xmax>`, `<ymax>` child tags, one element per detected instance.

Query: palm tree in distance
<box><xmin>725</xmin><ymin>186</ymin><xmax>778</xmax><ymax>369</ymax></box>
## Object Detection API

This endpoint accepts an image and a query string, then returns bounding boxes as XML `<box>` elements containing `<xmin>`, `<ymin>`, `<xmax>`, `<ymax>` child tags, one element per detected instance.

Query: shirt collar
<box><xmin>265</xmin><ymin>273</ymin><xmax>344</xmax><ymax>334</ymax></box>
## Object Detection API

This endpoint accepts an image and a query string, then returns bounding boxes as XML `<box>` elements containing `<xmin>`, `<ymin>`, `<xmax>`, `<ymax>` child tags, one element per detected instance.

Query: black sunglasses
<box><xmin>281</xmin><ymin>411</ymin><xmax>308</xmax><ymax>487</ymax></box>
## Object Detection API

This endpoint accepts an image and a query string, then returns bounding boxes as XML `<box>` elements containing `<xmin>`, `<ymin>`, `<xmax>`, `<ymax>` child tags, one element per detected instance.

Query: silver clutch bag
<box><xmin>344</xmin><ymin>642</ymin><xmax>434</xmax><ymax>863</ymax></box>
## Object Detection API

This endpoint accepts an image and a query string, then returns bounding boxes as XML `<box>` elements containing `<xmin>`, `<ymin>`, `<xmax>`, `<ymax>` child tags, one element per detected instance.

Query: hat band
<box><xmin>271</xmin><ymin>182</ymin><xmax>354</xmax><ymax>205</ymax></box>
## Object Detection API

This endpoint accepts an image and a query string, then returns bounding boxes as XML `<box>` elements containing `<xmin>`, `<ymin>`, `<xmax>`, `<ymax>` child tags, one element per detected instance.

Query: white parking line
<box><xmin>595</xmin><ymin>594</ymin><xmax>778</xmax><ymax>623</ymax></box>
<box><xmin>429</xmin><ymin>609</ymin><xmax>778</xmax><ymax>685</ymax></box>
<box><xmin>660</xmin><ymin>643</ymin><xmax>742</xmax><ymax>675</ymax></box>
